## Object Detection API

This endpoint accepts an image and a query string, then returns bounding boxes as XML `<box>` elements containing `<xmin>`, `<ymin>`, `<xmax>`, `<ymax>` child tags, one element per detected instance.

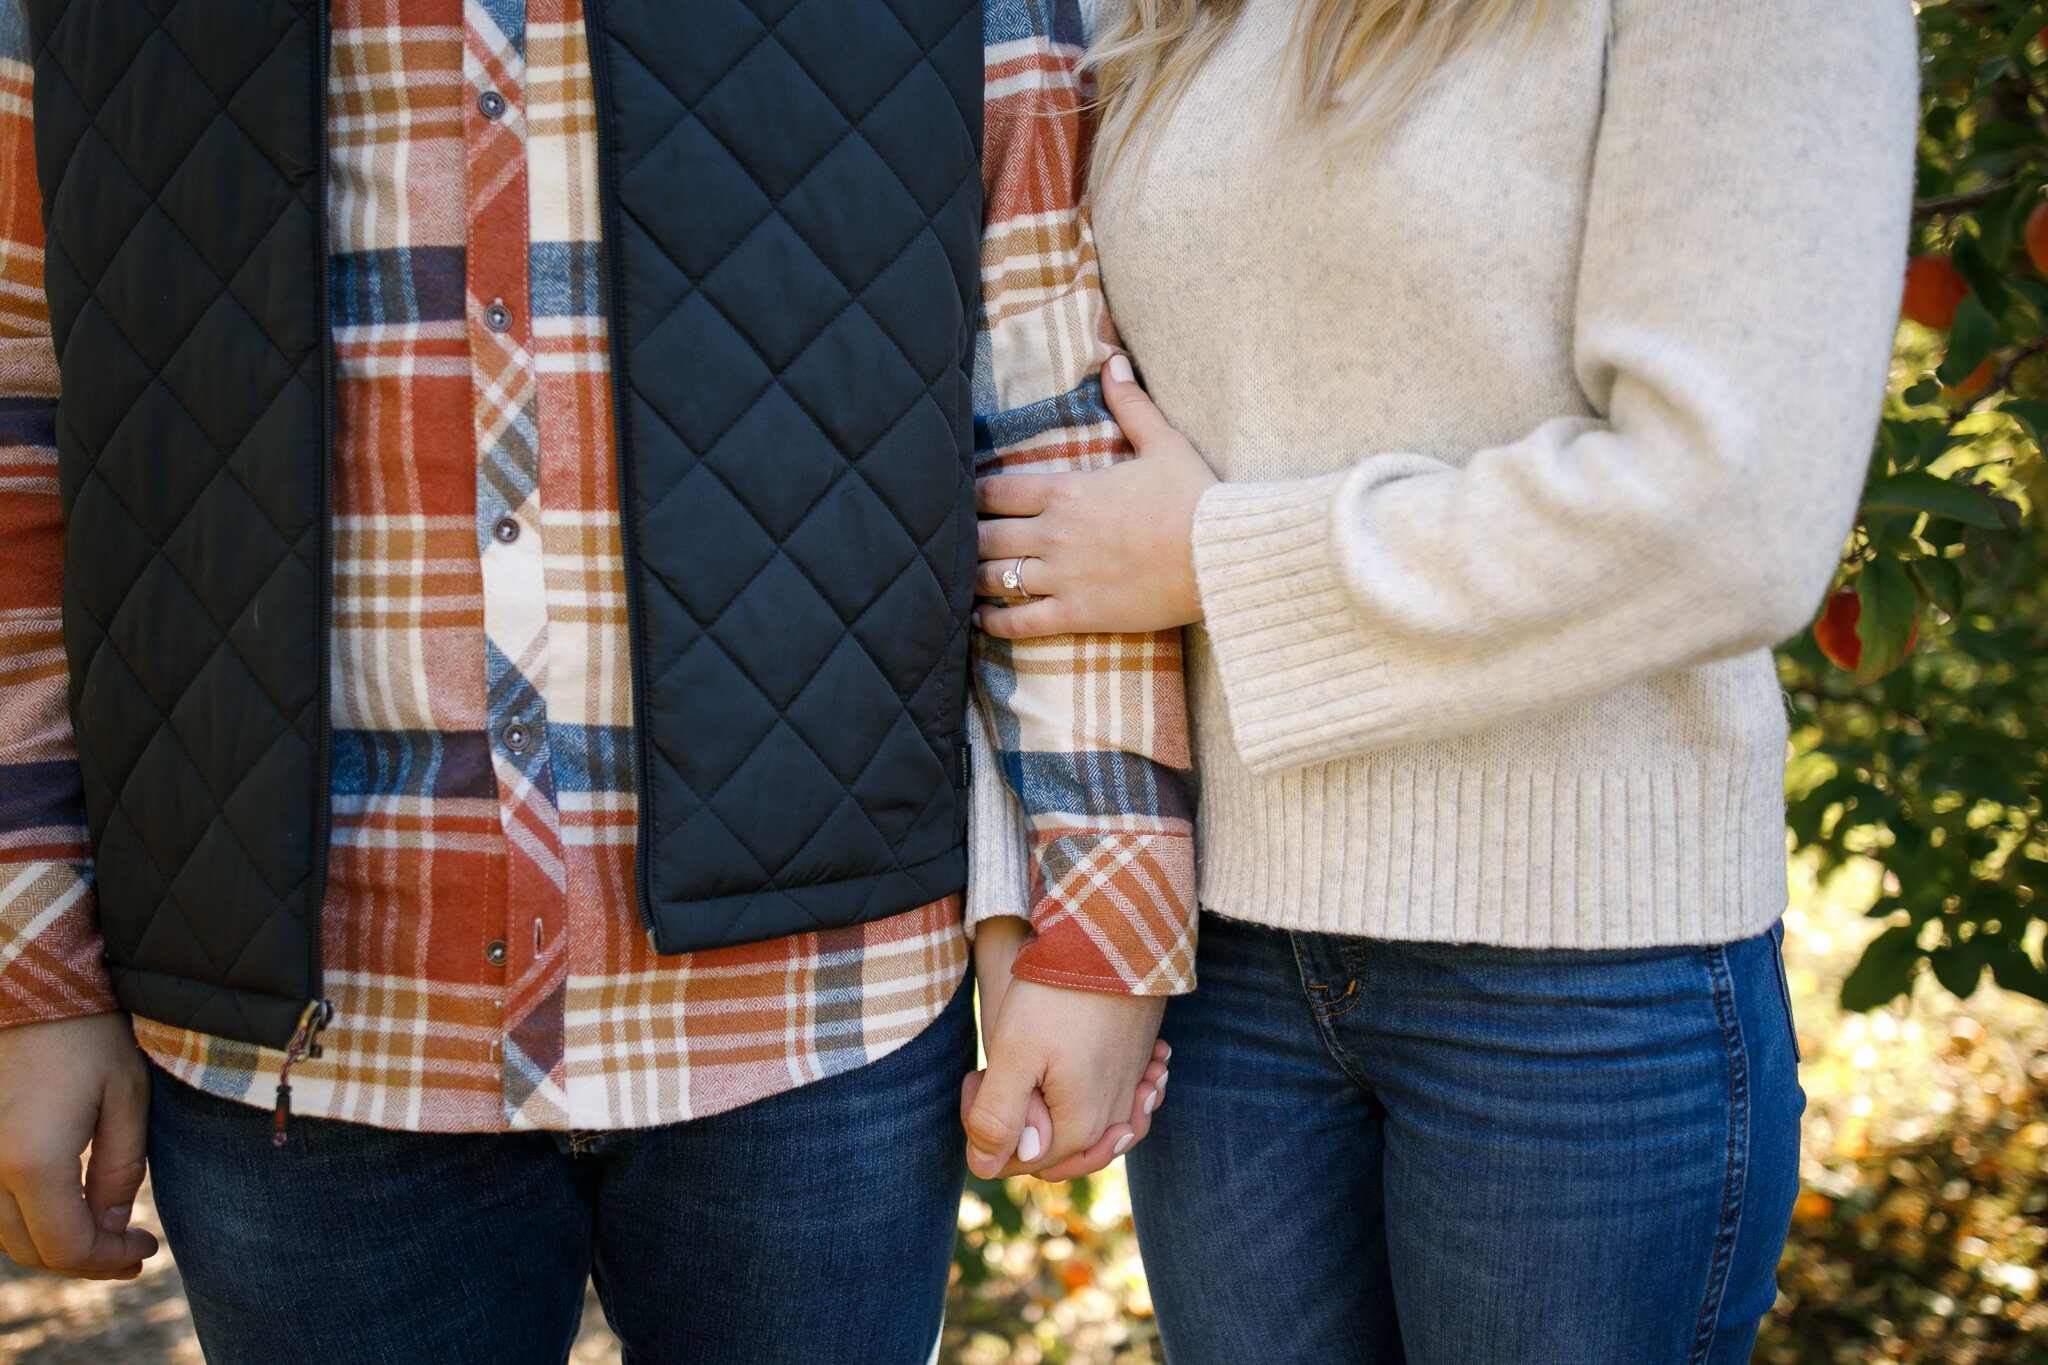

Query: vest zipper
<box><xmin>580</xmin><ymin>0</ymin><xmax>660</xmax><ymax>947</ymax></box>
<box><xmin>306</xmin><ymin>0</ymin><xmax>337</xmax><ymax>1035</ymax></box>
<box><xmin>271</xmin><ymin>999</ymin><xmax>333</xmax><ymax>1146</ymax></box>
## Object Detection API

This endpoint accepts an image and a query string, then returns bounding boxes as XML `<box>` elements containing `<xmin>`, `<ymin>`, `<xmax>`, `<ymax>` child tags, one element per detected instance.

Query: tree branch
<box><xmin>1915</xmin><ymin>179</ymin><xmax>2017</xmax><ymax>218</ymax></box>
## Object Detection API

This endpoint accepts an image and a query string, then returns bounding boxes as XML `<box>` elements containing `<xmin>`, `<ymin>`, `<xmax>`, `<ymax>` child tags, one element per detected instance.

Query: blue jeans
<box><xmin>146</xmin><ymin>978</ymin><xmax>974</xmax><ymax>1365</ymax></box>
<box><xmin>1127</xmin><ymin>915</ymin><xmax>1803</xmax><ymax>1365</ymax></box>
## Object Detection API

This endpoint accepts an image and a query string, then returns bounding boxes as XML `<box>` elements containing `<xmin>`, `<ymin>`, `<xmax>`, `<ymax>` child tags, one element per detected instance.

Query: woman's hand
<box><xmin>976</xmin><ymin>355</ymin><xmax>1218</xmax><ymax>639</ymax></box>
<box><xmin>964</xmin><ymin>916</ymin><xmax>1170</xmax><ymax>1181</ymax></box>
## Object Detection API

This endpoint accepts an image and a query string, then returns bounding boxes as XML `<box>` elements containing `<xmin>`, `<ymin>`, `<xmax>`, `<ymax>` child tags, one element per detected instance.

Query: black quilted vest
<box><xmin>28</xmin><ymin>0</ymin><xmax>981</xmax><ymax>1048</ymax></box>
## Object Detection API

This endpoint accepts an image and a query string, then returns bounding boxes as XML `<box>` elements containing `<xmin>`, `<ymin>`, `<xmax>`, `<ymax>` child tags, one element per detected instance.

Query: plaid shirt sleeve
<box><xmin>0</xmin><ymin>0</ymin><xmax>117</xmax><ymax>1030</ymax></box>
<box><xmin>973</xmin><ymin>0</ymin><xmax>1197</xmax><ymax>997</ymax></box>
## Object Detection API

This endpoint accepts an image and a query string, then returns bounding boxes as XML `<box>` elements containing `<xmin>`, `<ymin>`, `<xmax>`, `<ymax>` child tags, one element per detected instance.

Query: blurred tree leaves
<box><xmin>1782</xmin><ymin>0</ymin><xmax>2048</xmax><ymax>1012</ymax></box>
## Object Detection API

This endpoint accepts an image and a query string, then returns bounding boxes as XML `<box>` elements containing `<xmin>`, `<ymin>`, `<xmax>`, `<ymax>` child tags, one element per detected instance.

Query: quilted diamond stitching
<box><xmin>33</xmin><ymin>0</ymin><xmax>326</xmax><ymax>1043</ymax></box>
<box><xmin>600</xmin><ymin>0</ymin><xmax>977</xmax><ymax>935</ymax></box>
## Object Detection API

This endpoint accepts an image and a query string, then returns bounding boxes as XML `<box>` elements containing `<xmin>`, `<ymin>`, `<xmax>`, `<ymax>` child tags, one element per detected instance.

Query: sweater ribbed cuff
<box><xmin>1191</xmin><ymin>471</ymin><xmax>1399</xmax><ymax>777</ymax></box>
<box><xmin>963</xmin><ymin>699</ymin><xmax>1032</xmax><ymax>938</ymax></box>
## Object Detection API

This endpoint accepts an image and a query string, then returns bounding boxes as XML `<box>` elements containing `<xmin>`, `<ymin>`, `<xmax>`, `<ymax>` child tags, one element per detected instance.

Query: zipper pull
<box><xmin>271</xmin><ymin>1000</ymin><xmax>333</xmax><ymax>1148</ymax></box>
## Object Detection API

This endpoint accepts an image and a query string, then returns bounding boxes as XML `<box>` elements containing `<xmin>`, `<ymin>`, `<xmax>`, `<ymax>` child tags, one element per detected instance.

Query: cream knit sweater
<box><xmin>1090</xmin><ymin>0</ymin><xmax>1920</xmax><ymax>946</ymax></box>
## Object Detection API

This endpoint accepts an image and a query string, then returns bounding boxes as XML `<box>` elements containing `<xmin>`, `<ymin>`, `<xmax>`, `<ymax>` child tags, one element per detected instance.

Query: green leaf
<box><xmin>1902</xmin><ymin>377</ymin><xmax>1943</xmax><ymax>408</ymax></box>
<box><xmin>1938</xmin><ymin>294</ymin><xmax>2001</xmax><ymax>383</ymax></box>
<box><xmin>1999</xmin><ymin>397</ymin><xmax>2048</xmax><ymax>447</ymax></box>
<box><xmin>2007</xmin><ymin>274</ymin><xmax>2048</xmax><ymax>317</ymax></box>
<box><xmin>1929</xmin><ymin>938</ymin><xmax>1988</xmax><ymax>999</ymax></box>
<box><xmin>1862</xmin><ymin>470</ymin><xmax>2008</xmax><ymax>528</ymax></box>
<box><xmin>1951</xmin><ymin>238</ymin><xmax>2011</xmax><ymax>317</ymax></box>
<box><xmin>1909</xmin><ymin>555</ymin><xmax>1965</xmax><ymax>617</ymax></box>
<box><xmin>1840</xmin><ymin>924</ymin><xmax>1925</xmax><ymax>1011</ymax></box>
<box><xmin>1969</xmin><ymin>118</ymin><xmax>2039</xmax><ymax>152</ymax></box>
<box><xmin>1916</xmin><ymin>421</ymin><xmax>1958</xmax><ymax>467</ymax></box>
<box><xmin>1854</xmin><ymin>555</ymin><xmax>1920</xmax><ymax>684</ymax></box>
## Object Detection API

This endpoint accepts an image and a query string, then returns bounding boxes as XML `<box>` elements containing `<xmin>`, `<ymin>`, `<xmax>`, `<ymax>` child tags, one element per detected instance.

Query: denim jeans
<box><xmin>1127</xmin><ymin>914</ymin><xmax>1803</xmax><ymax>1365</ymax></box>
<box><xmin>146</xmin><ymin>977</ymin><xmax>974</xmax><ymax>1365</ymax></box>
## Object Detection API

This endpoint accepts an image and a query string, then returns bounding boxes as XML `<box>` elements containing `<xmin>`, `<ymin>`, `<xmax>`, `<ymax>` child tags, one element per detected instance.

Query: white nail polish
<box><xmin>1018</xmin><ymin>1125</ymin><xmax>1043</xmax><ymax>1162</ymax></box>
<box><xmin>1107</xmin><ymin>354</ymin><xmax>1134</xmax><ymax>384</ymax></box>
<box><xmin>1156</xmin><ymin>1071</ymin><xmax>1168</xmax><ymax>1094</ymax></box>
<box><xmin>1114</xmin><ymin>1133</ymin><xmax>1134</xmax><ymax>1155</ymax></box>
<box><xmin>1144</xmin><ymin>1090</ymin><xmax>1158</xmax><ymax>1116</ymax></box>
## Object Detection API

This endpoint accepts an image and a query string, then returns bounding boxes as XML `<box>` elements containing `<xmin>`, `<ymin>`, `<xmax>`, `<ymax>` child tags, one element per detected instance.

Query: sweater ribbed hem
<box><xmin>1193</xmin><ymin>750</ymin><xmax>1789</xmax><ymax>948</ymax></box>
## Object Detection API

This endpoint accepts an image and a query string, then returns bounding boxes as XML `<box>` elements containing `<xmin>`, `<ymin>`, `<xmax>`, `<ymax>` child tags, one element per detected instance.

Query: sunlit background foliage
<box><xmin>1783</xmin><ymin>0</ymin><xmax>2048</xmax><ymax>1017</ymax></box>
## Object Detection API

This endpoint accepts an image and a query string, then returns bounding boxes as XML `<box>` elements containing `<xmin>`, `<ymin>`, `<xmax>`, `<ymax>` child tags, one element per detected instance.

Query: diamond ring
<box><xmin>1001</xmin><ymin>558</ymin><xmax>1028</xmax><ymax>595</ymax></box>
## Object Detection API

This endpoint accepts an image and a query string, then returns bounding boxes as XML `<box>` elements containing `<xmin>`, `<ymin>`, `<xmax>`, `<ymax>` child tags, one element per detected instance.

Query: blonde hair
<box><xmin>1089</xmin><ymin>0</ymin><xmax>1542</xmax><ymax>173</ymax></box>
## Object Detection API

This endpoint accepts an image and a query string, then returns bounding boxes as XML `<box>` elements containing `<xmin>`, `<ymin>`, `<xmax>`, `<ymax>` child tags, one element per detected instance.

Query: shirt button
<box><xmin>502</xmin><ymin>721</ymin><xmax>531</xmax><ymax>753</ymax></box>
<box><xmin>492</xmin><ymin>516</ymin><xmax>520</xmax><ymax>544</ymax></box>
<box><xmin>485</xmin><ymin>939</ymin><xmax>508</xmax><ymax>967</ymax></box>
<box><xmin>478</xmin><ymin>89</ymin><xmax>507</xmax><ymax>120</ymax></box>
<box><xmin>484</xmin><ymin>300</ymin><xmax>512</xmax><ymax>332</ymax></box>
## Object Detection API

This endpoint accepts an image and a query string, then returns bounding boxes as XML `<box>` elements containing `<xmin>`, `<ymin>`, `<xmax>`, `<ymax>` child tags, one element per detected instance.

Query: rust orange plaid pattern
<box><xmin>0</xmin><ymin>0</ymin><xmax>1192</xmax><ymax>1132</ymax></box>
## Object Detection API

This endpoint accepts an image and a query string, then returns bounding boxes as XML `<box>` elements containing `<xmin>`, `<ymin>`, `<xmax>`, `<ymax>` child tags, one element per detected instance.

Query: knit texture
<box><xmin>1092</xmin><ymin>0</ymin><xmax>1920</xmax><ymax>946</ymax></box>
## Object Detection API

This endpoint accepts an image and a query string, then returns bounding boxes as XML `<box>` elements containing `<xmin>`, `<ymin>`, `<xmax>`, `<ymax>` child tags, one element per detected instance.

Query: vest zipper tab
<box><xmin>271</xmin><ymin>1000</ymin><xmax>334</xmax><ymax>1148</ymax></box>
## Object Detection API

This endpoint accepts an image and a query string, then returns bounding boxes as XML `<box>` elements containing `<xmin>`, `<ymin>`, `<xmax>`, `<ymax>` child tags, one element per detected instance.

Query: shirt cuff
<box><xmin>1009</xmin><ymin>829</ymin><xmax>1197</xmax><ymax>996</ymax></box>
<box><xmin>0</xmin><ymin>862</ymin><xmax>119</xmax><ymax>1030</ymax></box>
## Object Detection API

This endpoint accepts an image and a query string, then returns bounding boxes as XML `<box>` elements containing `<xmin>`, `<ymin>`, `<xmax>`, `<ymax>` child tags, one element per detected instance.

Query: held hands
<box><xmin>962</xmin><ymin>916</ymin><xmax>1169</xmax><ymax>1181</ymax></box>
<box><xmin>976</xmin><ymin>354</ymin><xmax>1217</xmax><ymax>640</ymax></box>
<box><xmin>0</xmin><ymin>1013</ymin><xmax>157</xmax><ymax>1279</ymax></box>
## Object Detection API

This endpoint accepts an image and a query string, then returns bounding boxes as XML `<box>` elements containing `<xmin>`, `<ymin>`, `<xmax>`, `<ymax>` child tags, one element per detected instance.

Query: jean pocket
<box><xmin>1768</xmin><ymin>921</ymin><xmax>1800</xmax><ymax>1062</ymax></box>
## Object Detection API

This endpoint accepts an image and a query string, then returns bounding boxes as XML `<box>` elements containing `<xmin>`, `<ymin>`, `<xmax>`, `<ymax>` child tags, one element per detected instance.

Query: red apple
<box><xmin>1813</xmin><ymin>586</ymin><xmax>1919</xmax><ymax>675</ymax></box>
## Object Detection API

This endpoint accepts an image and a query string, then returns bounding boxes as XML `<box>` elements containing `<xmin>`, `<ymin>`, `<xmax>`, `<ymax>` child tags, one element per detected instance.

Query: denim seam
<box><xmin>1287</xmin><ymin>933</ymin><xmax>1372</xmax><ymax>1087</ymax></box>
<box><xmin>1769</xmin><ymin>923</ymin><xmax>1802</xmax><ymax>1061</ymax></box>
<box><xmin>1688</xmin><ymin>944</ymin><xmax>1751</xmax><ymax>1365</ymax></box>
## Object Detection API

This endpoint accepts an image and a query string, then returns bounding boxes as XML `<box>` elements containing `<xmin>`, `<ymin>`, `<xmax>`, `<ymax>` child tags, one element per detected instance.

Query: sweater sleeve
<box><xmin>0</xmin><ymin>2</ymin><xmax>117</xmax><ymax>1029</ymax></box>
<box><xmin>971</xmin><ymin>0</ymin><xmax>1196</xmax><ymax>996</ymax></box>
<box><xmin>1190</xmin><ymin>0</ymin><xmax>1919</xmax><ymax>776</ymax></box>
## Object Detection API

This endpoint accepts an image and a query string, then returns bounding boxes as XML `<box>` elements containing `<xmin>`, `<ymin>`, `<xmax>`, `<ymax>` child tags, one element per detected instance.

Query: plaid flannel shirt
<box><xmin>0</xmin><ymin>0</ymin><xmax>1192</xmax><ymax>1133</ymax></box>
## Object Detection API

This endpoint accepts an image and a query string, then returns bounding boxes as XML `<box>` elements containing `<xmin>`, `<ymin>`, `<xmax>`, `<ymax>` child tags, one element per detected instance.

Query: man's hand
<box><xmin>965</xmin><ymin>917</ymin><xmax>1169</xmax><ymax>1181</ymax></box>
<box><xmin>0</xmin><ymin>1013</ymin><xmax>156</xmax><ymax>1279</ymax></box>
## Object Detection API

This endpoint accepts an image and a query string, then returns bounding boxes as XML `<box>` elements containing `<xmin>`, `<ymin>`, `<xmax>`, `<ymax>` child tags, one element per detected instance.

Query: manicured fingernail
<box><xmin>1017</xmin><ymin>1125</ymin><xmax>1043</xmax><ymax>1162</ymax></box>
<box><xmin>101</xmin><ymin>1205</ymin><xmax>131</xmax><ymax>1234</ymax></box>
<box><xmin>1156</xmin><ymin>1071</ymin><xmax>1168</xmax><ymax>1094</ymax></box>
<box><xmin>1106</xmin><ymin>354</ymin><xmax>1133</xmax><ymax>384</ymax></box>
<box><xmin>1114</xmin><ymin>1133</ymin><xmax>1134</xmax><ymax>1155</ymax></box>
<box><xmin>1144</xmin><ymin>1090</ymin><xmax>1158</xmax><ymax>1115</ymax></box>
<box><xmin>1162</xmin><ymin>1044</ymin><xmax>1172</xmax><ymax>1060</ymax></box>
<box><xmin>971</xmin><ymin>611</ymin><xmax>982</xmax><ymax>629</ymax></box>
